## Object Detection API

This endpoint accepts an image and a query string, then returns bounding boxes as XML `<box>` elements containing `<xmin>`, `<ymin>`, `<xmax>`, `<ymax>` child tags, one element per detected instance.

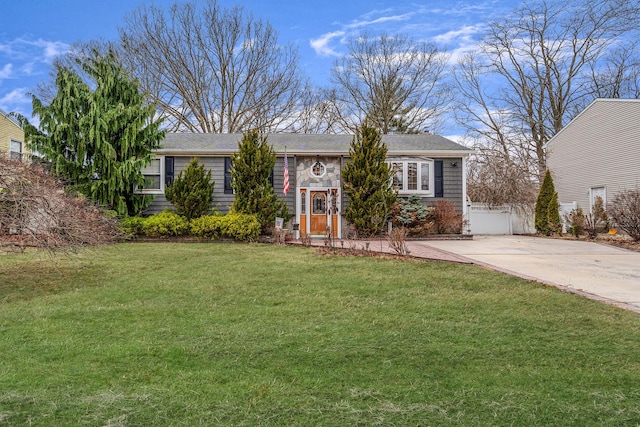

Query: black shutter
<box><xmin>435</xmin><ymin>160</ymin><xmax>444</xmax><ymax>197</ymax></box>
<box><xmin>224</xmin><ymin>157</ymin><xmax>233</xmax><ymax>194</ymax></box>
<box><xmin>165</xmin><ymin>156</ymin><xmax>175</xmax><ymax>186</ymax></box>
<box><xmin>269</xmin><ymin>168</ymin><xmax>274</xmax><ymax>187</ymax></box>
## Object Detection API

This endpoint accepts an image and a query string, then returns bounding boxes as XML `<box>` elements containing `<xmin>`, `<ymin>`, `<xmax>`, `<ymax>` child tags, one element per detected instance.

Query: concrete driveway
<box><xmin>417</xmin><ymin>235</ymin><xmax>640</xmax><ymax>312</ymax></box>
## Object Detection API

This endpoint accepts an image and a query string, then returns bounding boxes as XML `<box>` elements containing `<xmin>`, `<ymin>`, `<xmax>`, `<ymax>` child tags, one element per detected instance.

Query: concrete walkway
<box><xmin>417</xmin><ymin>235</ymin><xmax>640</xmax><ymax>313</ymax></box>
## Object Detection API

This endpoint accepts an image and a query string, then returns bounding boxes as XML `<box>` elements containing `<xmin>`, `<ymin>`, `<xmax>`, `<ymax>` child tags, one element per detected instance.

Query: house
<box><xmin>546</xmin><ymin>98</ymin><xmax>640</xmax><ymax>214</ymax></box>
<box><xmin>0</xmin><ymin>109</ymin><xmax>25</xmax><ymax>161</ymax></box>
<box><xmin>142</xmin><ymin>133</ymin><xmax>474</xmax><ymax>238</ymax></box>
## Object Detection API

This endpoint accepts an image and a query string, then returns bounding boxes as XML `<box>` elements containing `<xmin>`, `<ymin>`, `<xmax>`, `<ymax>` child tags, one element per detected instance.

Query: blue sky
<box><xmin>1</xmin><ymin>0</ymin><xmax>520</xmax><ymax>134</ymax></box>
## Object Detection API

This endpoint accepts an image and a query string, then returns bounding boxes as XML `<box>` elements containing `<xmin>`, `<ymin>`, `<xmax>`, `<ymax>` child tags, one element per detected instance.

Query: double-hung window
<box><xmin>389</xmin><ymin>158</ymin><xmax>434</xmax><ymax>195</ymax></box>
<box><xmin>138</xmin><ymin>157</ymin><xmax>163</xmax><ymax>194</ymax></box>
<box><xmin>9</xmin><ymin>139</ymin><xmax>22</xmax><ymax>161</ymax></box>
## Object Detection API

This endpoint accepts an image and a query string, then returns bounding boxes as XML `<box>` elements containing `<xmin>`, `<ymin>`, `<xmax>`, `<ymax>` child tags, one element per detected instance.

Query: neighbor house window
<box><xmin>138</xmin><ymin>157</ymin><xmax>163</xmax><ymax>193</ymax></box>
<box><xmin>9</xmin><ymin>139</ymin><xmax>22</xmax><ymax>161</ymax></box>
<box><xmin>389</xmin><ymin>159</ymin><xmax>434</xmax><ymax>195</ymax></box>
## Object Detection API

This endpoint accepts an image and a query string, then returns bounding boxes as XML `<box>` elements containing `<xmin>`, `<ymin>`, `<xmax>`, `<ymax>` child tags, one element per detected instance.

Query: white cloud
<box><xmin>310</xmin><ymin>31</ymin><xmax>345</xmax><ymax>57</ymax></box>
<box><xmin>433</xmin><ymin>25</ymin><xmax>484</xmax><ymax>45</ymax></box>
<box><xmin>0</xmin><ymin>87</ymin><xmax>31</xmax><ymax>113</ymax></box>
<box><xmin>0</xmin><ymin>63</ymin><xmax>14</xmax><ymax>79</ymax></box>
<box><xmin>0</xmin><ymin>37</ymin><xmax>70</xmax><ymax>64</ymax></box>
<box><xmin>345</xmin><ymin>11</ymin><xmax>414</xmax><ymax>30</ymax></box>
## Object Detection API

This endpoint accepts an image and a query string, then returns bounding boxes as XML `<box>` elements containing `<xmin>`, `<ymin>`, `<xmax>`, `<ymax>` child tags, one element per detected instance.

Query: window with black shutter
<box><xmin>165</xmin><ymin>156</ymin><xmax>175</xmax><ymax>186</ymax></box>
<box><xmin>224</xmin><ymin>157</ymin><xmax>233</xmax><ymax>194</ymax></box>
<box><xmin>435</xmin><ymin>160</ymin><xmax>444</xmax><ymax>197</ymax></box>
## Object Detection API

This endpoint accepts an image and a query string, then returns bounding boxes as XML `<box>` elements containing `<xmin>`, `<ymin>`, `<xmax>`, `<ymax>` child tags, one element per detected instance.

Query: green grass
<box><xmin>1</xmin><ymin>243</ymin><xmax>640</xmax><ymax>426</ymax></box>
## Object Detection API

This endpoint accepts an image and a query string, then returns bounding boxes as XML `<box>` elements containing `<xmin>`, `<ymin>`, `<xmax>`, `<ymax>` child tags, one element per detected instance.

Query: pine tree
<box><xmin>342</xmin><ymin>124</ymin><xmax>397</xmax><ymax>236</ymax></box>
<box><xmin>165</xmin><ymin>158</ymin><xmax>215</xmax><ymax>220</ymax></box>
<box><xmin>24</xmin><ymin>49</ymin><xmax>164</xmax><ymax>216</ymax></box>
<box><xmin>230</xmin><ymin>130</ymin><xmax>289</xmax><ymax>232</ymax></box>
<box><xmin>535</xmin><ymin>169</ymin><xmax>556</xmax><ymax>235</ymax></box>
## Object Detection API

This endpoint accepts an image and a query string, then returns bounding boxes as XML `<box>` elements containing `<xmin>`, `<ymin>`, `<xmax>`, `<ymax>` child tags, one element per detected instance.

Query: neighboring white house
<box><xmin>545</xmin><ymin>98</ymin><xmax>640</xmax><ymax>214</ymax></box>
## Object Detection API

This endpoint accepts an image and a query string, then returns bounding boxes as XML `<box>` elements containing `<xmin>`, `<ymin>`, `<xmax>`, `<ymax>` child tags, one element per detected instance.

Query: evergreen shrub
<box><xmin>120</xmin><ymin>216</ymin><xmax>146</xmax><ymax>237</ymax></box>
<box><xmin>165</xmin><ymin>158</ymin><xmax>215</xmax><ymax>220</ymax></box>
<box><xmin>390</xmin><ymin>195</ymin><xmax>434</xmax><ymax>236</ymax></box>
<box><xmin>190</xmin><ymin>212</ymin><xmax>261</xmax><ymax>242</ymax></box>
<box><xmin>142</xmin><ymin>210</ymin><xmax>190</xmax><ymax>237</ymax></box>
<box><xmin>535</xmin><ymin>170</ymin><xmax>556</xmax><ymax>235</ymax></box>
<box><xmin>547</xmin><ymin>191</ymin><xmax>562</xmax><ymax>234</ymax></box>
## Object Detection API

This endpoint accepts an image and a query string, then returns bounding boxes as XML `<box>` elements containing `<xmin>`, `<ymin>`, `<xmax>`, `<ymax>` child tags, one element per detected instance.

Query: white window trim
<box><xmin>589</xmin><ymin>186</ymin><xmax>606</xmax><ymax>213</ymax></box>
<box><xmin>137</xmin><ymin>156</ymin><xmax>165</xmax><ymax>195</ymax></box>
<box><xmin>311</xmin><ymin>160</ymin><xmax>327</xmax><ymax>178</ymax></box>
<box><xmin>388</xmin><ymin>158</ymin><xmax>434</xmax><ymax>196</ymax></box>
<box><xmin>9</xmin><ymin>139</ymin><xmax>22</xmax><ymax>161</ymax></box>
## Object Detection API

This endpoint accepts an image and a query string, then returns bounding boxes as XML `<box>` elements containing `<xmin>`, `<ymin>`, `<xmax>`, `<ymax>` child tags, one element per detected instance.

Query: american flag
<box><xmin>283</xmin><ymin>148</ymin><xmax>290</xmax><ymax>195</ymax></box>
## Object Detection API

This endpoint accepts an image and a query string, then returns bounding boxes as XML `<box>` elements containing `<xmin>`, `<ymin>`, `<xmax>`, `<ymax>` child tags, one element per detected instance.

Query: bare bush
<box><xmin>610</xmin><ymin>188</ymin><xmax>640</xmax><ymax>241</ymax></box>
<box><xmin>433</xmin><ymin>200</ymin><xmax>463</xmax><ymax>234</ymax></box>
<box><xmin>0</xmin><ymin>156</ymin><xmax>121</xmax><ymax>252</ymax></box>
<box><xmin>387</xmin><ymin>226</ymin><xmax>409</xmax><ymax>256</ymax></box>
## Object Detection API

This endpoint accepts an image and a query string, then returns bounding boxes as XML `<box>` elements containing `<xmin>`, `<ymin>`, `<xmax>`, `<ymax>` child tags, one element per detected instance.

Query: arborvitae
<box><xmin>230</xmin><ymin>130</ymin><xmax>289</xmax><ymax>232</ymax></box>
<box><xmin>547</xmin><ymin>191</ymin><xmax>562</xmax><ymax>235</ymax></box>
<box><xmin>342</xmin><ymin>124</ymin><xmax>397</xmax><ymax>236</ymax></box>
<box><xmin>165</xmin><ymin>158</ymin><xmax>215</xmax><ymax>220</ymax></box>
<box><xmin>535</xmin><ymin>169</ymin><xmax>556</xmax><ymax>235</ymax></box>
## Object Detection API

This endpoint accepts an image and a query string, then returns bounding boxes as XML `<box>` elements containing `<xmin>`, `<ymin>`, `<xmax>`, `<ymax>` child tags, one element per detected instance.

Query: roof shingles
<box><xmin>157</xmin><ymin>133</ymin><xmax>472</xmax><ymax>156</ymax></box>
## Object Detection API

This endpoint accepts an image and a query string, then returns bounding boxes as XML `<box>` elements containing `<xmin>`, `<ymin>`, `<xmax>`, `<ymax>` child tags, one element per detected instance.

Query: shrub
<box><xmin>390</xmin><ymin>195</ymin><xmax>434</xmax><ymax>236</ymax></box>
<box><xmin>165</xmin><ymin>158</ymin><xmax>215</xmax><ymax>220</ymax></box>
<box><xmin>433</xmin><ymin>200</ymin><xmax>462</xmax><ymax>234</ymax></box>
<box><xmin>547</xmin><ymin>191</ymin><xmax>562</xmax><ymax>235</ymax></box>
<box><xmin>387</xmin><ymin>226</ymin><xmax>409</xmax><ymax>255</ymax></box>
<box><xmin>342</xmin><ymin>124</ymin><xmax>396</xmax><ymax>237</ymax></box>
<box><xmin>0</xmin><ymin>156</ymin><xmax>121</xmax><ymax>251</ymax></box>
<box><xmin>535</xmin><ymin>170</ymin><xmax>556</xmax><ymax>235</ymax></box>
<box><xmin>190</xmin><ymin>214</ymin><xmax>224</xmax><ymax>240</ymax></box>
<box><xmin>222</xmin><ymin>212</ymin><xmax>261</xmax><ymax>242</ymax></box>
<box><xmin>190</xmin><ymin>212</ymin><xmax>261</xmax><ymax>242</ymax></box>
<box><xmin>120</xmin><ymin>216</ymin><xmax>146</xmax><ymax>236</ymax></box>
<box><xmin>230</xmin><ymin>131</ymin><xmax>290</xmax><ymax>233</ymax></box>
<box><xmin>564</xmin><ymin>207</ymin><xmax>586</xmax><ymax>238</ymax></box>
<box><xmin>609</xmin><ymin>188</ymin><xmax>640</xmax><ymax>241</ymax></box>
<box><xmin>142</xmin><ymin>210</ymin><xmax>190</xmax><ymax>238</ymax></box>
<box><xmin>591</xmin><ymin>195</ymin><xmax>610</xmax><ymax>233</ymax></box>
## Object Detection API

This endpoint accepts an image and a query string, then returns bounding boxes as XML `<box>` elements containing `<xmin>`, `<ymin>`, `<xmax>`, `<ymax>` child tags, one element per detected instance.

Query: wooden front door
<box><xmin>310</xmin><ymin>191</ymin><xmax>328</xmax><ymax>235</ymax></box>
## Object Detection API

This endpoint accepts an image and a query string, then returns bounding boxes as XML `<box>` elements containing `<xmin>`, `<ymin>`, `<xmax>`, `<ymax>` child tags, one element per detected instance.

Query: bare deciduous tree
<box><xmin>331</xmin><ymin>32</ymin><xmax>451</xmax><ymax>134</ymax></box>
<box><xmin>117</xmin><ymin>0</ymin><xmax>305</xmax><ymax>133</ymax></box>
<box><xmin>0</xmin><ymin>157</ymin><xmax>121</xmax><ymax>253</ymax></box>
<box><xmin>454</xmin><ymin>0</ymin><xmax>640</xmax><ymax>206</ymax></box>
<box><xmin>284</xmin><ymin>87</ymin><xmax>346</xmax><ymax>134</ymax></box>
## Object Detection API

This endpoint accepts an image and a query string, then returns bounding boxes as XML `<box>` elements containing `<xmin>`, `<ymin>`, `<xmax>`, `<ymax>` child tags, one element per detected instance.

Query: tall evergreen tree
<box><xmin>547</xmin><ymin>191</ymin><xmax>562</xmax><ymax>235</ymax></box>
<box><xmin>230</xmin><ymin>130</ymin><xmax>289</xmax><ymax>232</ymax></box>
<box><xmin>343</xmin><ymin>124</ymin><xmax>397</xmax><ymax>236</ymax></box>
<box><xmin>535</xmin><ymin>169</ymin><xmax>557</xmax><ymax>235</ymax></box>
<box><xmin>165</xmin><ymin>158</ymin><xmax>215</xmax><ymax>220</ymax></box>
<box><xmin>24</xmin><ymin>49</ymin><xmax>164</xmax><ymax>216</ymax></box>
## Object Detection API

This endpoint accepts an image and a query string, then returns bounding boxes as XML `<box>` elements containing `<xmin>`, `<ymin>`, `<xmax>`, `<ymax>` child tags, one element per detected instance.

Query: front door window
<box><xmin>312</xmin><ymin>192</ymin><xmax>326</xmax><ymax>214</ymax></box>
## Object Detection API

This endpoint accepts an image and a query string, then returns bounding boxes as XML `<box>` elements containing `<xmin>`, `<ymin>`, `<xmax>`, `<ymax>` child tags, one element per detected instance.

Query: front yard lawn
<box><xmin>1</xmin><ymin>243</ymin><xmax>639</xmax><ymax>425</ymax></box>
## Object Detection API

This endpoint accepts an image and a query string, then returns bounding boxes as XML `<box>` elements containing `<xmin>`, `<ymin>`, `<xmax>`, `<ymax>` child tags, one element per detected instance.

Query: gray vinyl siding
<box><xmin>438</xmin><ymin>158</ymin><xmax>463</xmax><ymax>211</ymax></box>
<box><xmin>546</xmin><ymin>99</ymin><xmax>640</xmax><ymax>210</ymax></box>
<box><xmin>144</xmin><ymin>155</ymin><xmax>296</xmax><ymax>216</ymax></box>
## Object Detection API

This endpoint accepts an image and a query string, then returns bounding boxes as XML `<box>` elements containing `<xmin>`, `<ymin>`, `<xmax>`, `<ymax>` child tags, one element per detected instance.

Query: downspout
<box><xmin>462</xmin><ymin>155</ymin><xmax>469</xmax><ymax>235</ymax></box>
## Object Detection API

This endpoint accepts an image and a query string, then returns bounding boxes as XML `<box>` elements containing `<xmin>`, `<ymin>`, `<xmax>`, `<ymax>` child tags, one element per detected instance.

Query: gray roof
<box><xmin>157</xmin><ymin>132</ymin><xmax>473</xmax><ymax>157</ymax></box>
